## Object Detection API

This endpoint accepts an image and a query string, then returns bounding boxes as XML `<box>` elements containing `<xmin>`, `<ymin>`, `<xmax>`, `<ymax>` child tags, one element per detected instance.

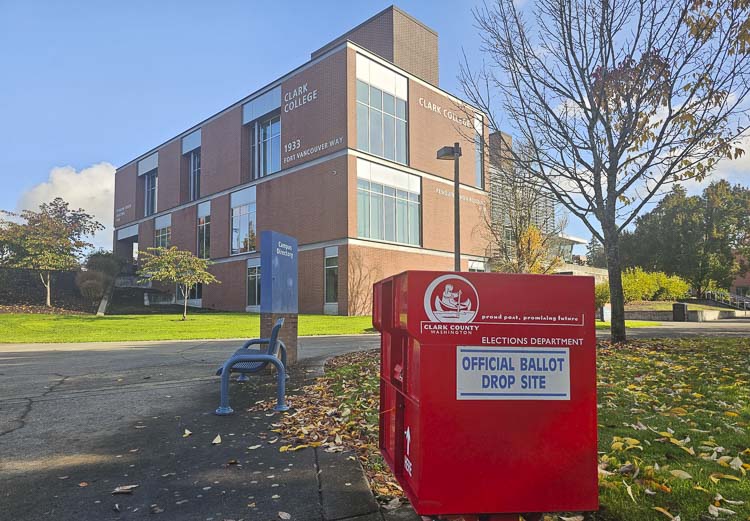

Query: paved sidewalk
<box><xmin>0</xmin><ymin>338</ymin><xmax>385</xmax><ymax>521</ymax></box>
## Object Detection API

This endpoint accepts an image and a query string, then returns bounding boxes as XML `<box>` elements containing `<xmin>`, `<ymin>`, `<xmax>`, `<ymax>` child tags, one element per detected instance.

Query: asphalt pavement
<box><xmin>1</xmin><ymin>321</ymin><xmax>748</xmax><ymax>520</ymax></box>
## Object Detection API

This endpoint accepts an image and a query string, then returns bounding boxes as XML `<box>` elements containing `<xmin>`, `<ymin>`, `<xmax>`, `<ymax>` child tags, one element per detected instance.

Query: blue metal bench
<box><xmin>214</xmin><ymin>318</ymin><xmax>290</xmax><ymax>415</ymax></box>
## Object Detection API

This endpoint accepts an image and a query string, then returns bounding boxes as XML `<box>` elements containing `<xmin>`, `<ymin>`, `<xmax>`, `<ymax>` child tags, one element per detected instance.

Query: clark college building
<box><xmin>113</xmin><ymin>6</ymin><xmax>496</xmax><ymax>315</ymax></box>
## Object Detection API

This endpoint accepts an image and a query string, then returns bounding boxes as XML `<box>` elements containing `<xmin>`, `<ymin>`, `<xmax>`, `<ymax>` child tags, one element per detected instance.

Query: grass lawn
<box><xmin>0</xmin><ymin>312</ymin><xmax>657</xmax><ymax>343</ymax></box>
<box><xmin>626</xmin><ymin>300</ymin><xmax>730</xmax><ymax>311</ymax></box>
<box><xmin>0</xmin><ymin>312</ymin><xmax>375</xmax><ymax>343</ymax></box>
<box><xmin>258</xmin><ymin>338</ymin><xmax>750</xmax><ymax>520</ymax></box>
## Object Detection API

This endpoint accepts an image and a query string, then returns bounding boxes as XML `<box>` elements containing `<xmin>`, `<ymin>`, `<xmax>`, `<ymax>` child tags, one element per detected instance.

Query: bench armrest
<box><xmin>277</xmin><ymin>340</ymin><xmax>288</xmax><ymax>368</ymax></box>
<box><xmin>239</xmin><ymin>338</ymin><xmax>270</xmax><ymax>350</ymax></box>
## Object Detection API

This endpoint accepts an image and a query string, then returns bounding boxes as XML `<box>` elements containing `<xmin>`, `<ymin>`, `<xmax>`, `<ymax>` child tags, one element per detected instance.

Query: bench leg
<box><xmin>215</xmin><ymin>360</ymin><xmax>235</xmax><ymax>415</ymax></box>
<box><xmin>273</xmin><ymin>366</ymin><xmax>290</xmax><ymax>412</ymax></box>
<box><xmin>236</xmin><ymin>373</ymin><xmax>250</xmax><ymax>382</ymax></box>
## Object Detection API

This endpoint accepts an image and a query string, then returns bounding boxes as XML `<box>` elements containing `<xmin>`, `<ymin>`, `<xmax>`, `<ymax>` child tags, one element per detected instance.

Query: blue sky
<box><xmin>0</xmin><ymin>1</ymin><xmax>746</xmax><ymax>250</ymax></box>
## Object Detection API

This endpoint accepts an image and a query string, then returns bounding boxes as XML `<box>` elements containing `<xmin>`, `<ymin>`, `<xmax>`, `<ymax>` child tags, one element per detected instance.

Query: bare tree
<box><xmin>461</xmin><ymin>0</ymin><xmax>750</xmax><ymax>341</ymax></box>
<box><xmin>485</xmin><ymin>140</ymin><xmax>568</xmax><ymax>273</ymax></box>
<box><xmin>347</xmin><ymin>248</ymin><xmax>381</xmax><ymax>316</ymax></box>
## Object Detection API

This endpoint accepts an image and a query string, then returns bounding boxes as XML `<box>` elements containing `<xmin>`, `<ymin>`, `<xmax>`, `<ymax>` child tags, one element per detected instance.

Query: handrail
<box><xmin>705</xmin><ymin>290</ymin><xmax>750</xmax><ymax>310</ymax></box>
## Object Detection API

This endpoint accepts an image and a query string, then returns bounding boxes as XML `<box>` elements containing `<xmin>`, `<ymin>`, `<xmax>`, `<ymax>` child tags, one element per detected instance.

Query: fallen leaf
<box><xmin>278</xmin><ymin>512</ymin><xmax>291</xmax><ymax>520</ymax></box>
<box><xmin>623</xmin><ymin>480</ymin><xmax>637</xmax><ymax>503</ymax></box>
<box><xmin>212</xmin><ymin>434</ymin><xmax>222</xmax><ymax>445</ymax></box>
<box><xmin>669</xmin><ymin>470</ymin><xmax>693</xmax><ymax>480</ymax></box>
<box><xmin>78</xmin><ymin>481</ymin><xmax>89</xmax><ymax>487</ymax></box>
<box><xmin>248</xmin><ymin>444</ymin><xmax>261</xmax><ymax>450</ymax></box>
<box><xmin>652</xmin><ymin>506</ymin><xmax>674</xmax><ymax>519</ymax></box>
<box><xmin>183</xmin><ymin>429</ymin><xmax>192</xmax><ymax>438</ymax></box>
<box><xmin>112</xmin><ymin>484</ymin><xmax>139</xmax><ymax>494</ymax></box>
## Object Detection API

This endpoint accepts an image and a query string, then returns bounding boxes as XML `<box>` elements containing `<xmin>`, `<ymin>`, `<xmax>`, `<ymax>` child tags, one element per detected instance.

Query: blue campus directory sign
<box><xmin>260</xmin><ymin>230</ymin><xmax>298</xmax><ymax>314</ymax></box>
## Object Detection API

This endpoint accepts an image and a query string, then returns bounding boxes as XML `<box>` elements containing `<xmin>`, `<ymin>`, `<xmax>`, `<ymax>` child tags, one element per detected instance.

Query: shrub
<box><xmin>594</xmin><ymin>282</ymin><xmax>610</xmax><ymax>308</ymax></box>
<box><xmin>654</xmin><ymin>273</ymin><xmax>690</xmax><ymax>300</ymax></box>
<box><xmin>75</xmin><ymin>270</ymin><xmax>109</xmax><ymax>303</ymax></box>
<box><xmin>86</xmin><ymin>250</ymin><xmax>123</xmax><ymax>278</ymax></box>
<box><xmin>622</xmin><ymin>267</ymin><xmax>659</xmax><ymax>302</ymax></box>
<box><xmin>621</xmin><ymin>268</ymin><xmax>691</xmax><ymax>302</ymax></box>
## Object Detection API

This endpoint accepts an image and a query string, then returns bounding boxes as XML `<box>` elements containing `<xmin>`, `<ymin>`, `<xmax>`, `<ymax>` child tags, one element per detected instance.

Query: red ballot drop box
<box><xmin>373</xmin><ymin>271</ymin><xmax>598</xmax><ymax>520</ymax></box>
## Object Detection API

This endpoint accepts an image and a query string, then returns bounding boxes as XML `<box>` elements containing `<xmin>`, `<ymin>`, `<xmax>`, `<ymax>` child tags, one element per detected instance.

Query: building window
<box><xmin>144</xmin><ymin>170</ymin><xmax>158</xmax><ymax>217</ymax></box>
<box><xmin>197</xmin><ymin>201</ymin><xmax>210</xmax><ymax>259</ymax></box>
<box><xmin>474</xmin><ymin>115</ymin><xmax>484</xmax><ymax>189</ymax></box>
<box><xmin>155</xmin><ymin>224</ymin><xmax>171</xmax><ymax>248</ymax></box>
<box><xmin>468</xmin><ymin>260</ymin><xmax>486</xmax><ymax>273</ymax></box>
<box><xmin>356</xmin><ymin>79</ymin><xmax>407</xmax><ymax>165</ymax></box>
<box><xmin>247</xmin><ymin>265</ymin><xmax>261</xmax><ymax>307</ymax></box>
<box><xmin>357</xmin><ymin>179</ymin><xmax>420</xmax><ymax>245</ymax></box>
<box><xmin>231</xmin><ymin>187</ymin><xmax>257</xmax><ymax>255</ymax></box>
<box><xmin>255</xmin><ymin>115</ymin><xmax>281</xmax><ymax>178</ymax></box>
<box><xmin>325</xmin><ymin>255</ymin><xmax>338</xmax><ymax>304</ymax></box>
<box><xmin>188</xmin><ymin>148</ymin><xmax>201</xmax><ymax>201</ymax></box>
<box><xmin>188</xmin><ymin>283</ymin><xmax>202</xmax><ymax>300</ymax></box>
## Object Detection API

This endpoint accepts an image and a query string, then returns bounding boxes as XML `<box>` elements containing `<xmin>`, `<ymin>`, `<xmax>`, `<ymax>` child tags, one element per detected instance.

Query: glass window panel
<box><xmin>271</xmin><ymin>135</ymin><xmax>281</xmax><ymax>173</ymax></box>
<box><xmin>396</xmin><ymin>199</ymin><xmax>408</xmax><ymax>244</ymax></box>
<box><xmin>383</xmin><ymin>113</ymin><xmax>395</xmax><ymax>161</ymax></box>
<box><xmin>395</xmin><ymin>119</ymin><xmax>407</xmax><ymax>164</ymax></box>
<box><xmin>396</xmin><ymin>189</ymin><xmax>408</xmax><ymax>200</ymax></box>
<box><xmin>356</xmin><ymin>103</ymin><xmax>369</xmax><ymax>153</ymax></box>
<box><xmin>370</xmin><ymin>182</ymin><xmax>383</xmax><ymax>194</ymax></box>
<box><xmin>356</xmin><ymin>80</ymin><xmax>369</xmax><ymax>103</ymax></box>
<box><xmin>408</xmin><ymin>192</ymin><xmax>420</xmax><ymax>202</ymax></box>
<box><xmin>383</xmin><ymin>195</ymin><xmax>395</xmax><ymax>242</ymax></box>
<box><xmin>371</xmin><ymin>192</ymin><xmax>383</xmax><ymax>240</ymax></box>
<box><xmin>357</xmin><ymin>178</ymin><xmax>370</xmax><ymax>190</ymax></box>
<box><xmin>370</xmin><ymin>86</ymin><xmax>382</xmax><ymax>110</ymax></box>
<box><xmin>382</xmin><ymin>185</ymin><xmax>395</xmax><ymax>196</ymax></box>
<box><xmin>357</xmin><ymin>189</ymin><xmax>370</xmax><ymax>238</ymax></box>
<box><xmin>396</xmin><ymin>98</ymin><xmax>407</xmax><ymax>119</ymax></box>
<box><xmin>325</xmin><ymin>257</ymin><xmax>338</xmax><ymax>268</ymax></box>
<box><xmin>408</xmin><ymin>201</ymin><xmax>420</xmax><ymax>245</ymax></box>
<box><xmin>370</xmin><ymin>109</ymin><xmax>383</xmax><ymax>156</ymax></box>
<box><xmin>325</xmin><ymin>265</ymin><xmax>338</xmax><ymax>303</ymax></box>
<box><xmin>383</xmin><ymin>92</ymin><xmax>395</xmax><ymax>115</ymax></box>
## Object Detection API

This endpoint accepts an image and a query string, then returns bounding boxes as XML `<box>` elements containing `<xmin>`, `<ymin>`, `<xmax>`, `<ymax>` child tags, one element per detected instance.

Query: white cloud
<box><xmin>680</xmin><ymin>137</ymin><xmax>750</xmax><ymax>194</ymax></box>
<box><xmin>16</xmin><ymin>162</ymin><xmax>116</xmax><ymax>250</ymax></box>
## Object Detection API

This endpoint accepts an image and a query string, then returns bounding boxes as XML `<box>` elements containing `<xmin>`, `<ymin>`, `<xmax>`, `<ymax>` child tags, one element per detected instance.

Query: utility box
<box><xmin>672</xmin><ymin>302</ymin><xmax>688</xmax><ymax>322</ymax></box>
<box><xmin>373</xmin><ymin>271</ymin><xmax>598</xmax><ymax>520</ymax></box>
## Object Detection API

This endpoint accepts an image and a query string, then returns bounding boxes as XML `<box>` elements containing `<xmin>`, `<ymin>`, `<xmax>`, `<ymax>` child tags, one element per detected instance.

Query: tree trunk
<box><xmin>603</xmin><ymin>226</ymin><xmax>627</xmax><ymax>343</ymax></box>
<box><xmin>42</xmin><ymin>272</ymin><xmax>51</xmax><ymax>307</ymax></box>
<box><xmin>182</xmin><ymin>285</ymin><xmax>188</xmax><ymax>321</ymax></box>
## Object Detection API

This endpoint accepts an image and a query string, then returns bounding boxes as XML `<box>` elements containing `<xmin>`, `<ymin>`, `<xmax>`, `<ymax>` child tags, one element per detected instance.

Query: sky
<box><xmin>0</xmin><ymin>0</ymin><xmax>747</xmax><ymax>251</ymax></box>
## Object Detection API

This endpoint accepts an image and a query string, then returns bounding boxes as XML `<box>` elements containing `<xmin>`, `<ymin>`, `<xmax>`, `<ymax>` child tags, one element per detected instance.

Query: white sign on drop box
<box><xmin>456</xmin><ymin>346</ymin><xmax>571</xmax><ymax>400</ymax></box>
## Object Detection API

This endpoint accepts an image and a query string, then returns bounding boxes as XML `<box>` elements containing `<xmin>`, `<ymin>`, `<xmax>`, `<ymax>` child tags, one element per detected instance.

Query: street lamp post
<box><xmin>437</xmin><ymin>142</ymin><xmax>462</xmax><ymax>271</ymax></box>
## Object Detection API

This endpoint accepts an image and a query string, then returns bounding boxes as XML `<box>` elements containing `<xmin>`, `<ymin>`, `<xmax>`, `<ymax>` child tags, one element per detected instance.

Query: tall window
<box><xmin>474</xmin><ymin>115</ymin><xmax>484</xmax><ymax>189</ymax></box>
<box><xmin>325</xmin><ymin>255</ymin><xmax>338</xmax><ymax>304</ymax></box>
<box><xmin>356</xmin><ymin>80</ymin><xmax>407</xmax><ymax>164</ymax></box>
<box><xmin>257</xmin><ymin>115</ymin><xmax>280</xmax><ymax>178</ymax></box>
<box><xmin>231</xmin><ymin>187</ymin><xmax>256</xmax><ymax>254</ymax></box>
<box><xmin>247</xmin><ymin>265</ymin><xmax>261</xmax><ymax>307</ymax></box>
<box><xmin>154</xmin><ymin>219</ymin><xmax>171</xmax><ymax>248</ymax></box>
<box><xmin>144</xmin><ymin>170</ymin><xmax>158</xmax><ymax>216</ymax></box>
<box><xmin>197</xmin><ymin>201</ymin><xmax>210</xmax><ymax>259</ymax></box>
<box><xmin>357</xmin><ymin>178</ymin><xmax>420</xmax><ymax>246</ymax></box>
<box><xmin>189</xmin><ymin>148</ymin><xmax>201</xmax><ymax>201</ymax></box>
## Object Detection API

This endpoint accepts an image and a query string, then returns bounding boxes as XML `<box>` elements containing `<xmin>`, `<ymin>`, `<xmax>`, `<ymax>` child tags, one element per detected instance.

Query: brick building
<box><xmin>113</xmin><ymin>6</ymin><xmax>493</xmax><ymax>315</ymax></box>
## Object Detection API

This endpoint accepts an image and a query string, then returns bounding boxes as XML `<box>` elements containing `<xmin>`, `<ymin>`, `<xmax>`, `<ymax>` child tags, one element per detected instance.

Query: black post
<box><xmin>453</xmin><ymin>142</ymin><xmax>461</xmax><ymax>272</ymax></box>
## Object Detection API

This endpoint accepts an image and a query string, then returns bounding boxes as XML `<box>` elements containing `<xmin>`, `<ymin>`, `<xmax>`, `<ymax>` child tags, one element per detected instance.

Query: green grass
<box><xmin>0</xmin><ymin>312</ymin><xmax>375</xmax><ymax>343</ymax></box>
<box><xmin>0</xmin><ymin>312</ymin><xmax>660</xmax><ymax>343</ymax></box>
<box><xmin>597</xmin><ymin>320</ymin><xmax>662</xmax><ymax>329</ymax></box>
<box><xmin>312</xmin><ymin>338</ymin><xmax>750</xmax><ymax>519</ymax></box>
<box><xmin>626</xmin><ymin>300</ymin><xmax>730</xmax><ymax>311</ymax></box>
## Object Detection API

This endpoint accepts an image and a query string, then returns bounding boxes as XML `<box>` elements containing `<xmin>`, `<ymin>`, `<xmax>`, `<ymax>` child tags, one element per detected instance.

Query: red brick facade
<box><xmin>113</xmin><ymin>10</ymin><xmax>493</xmax><ymax>315</ymax></box>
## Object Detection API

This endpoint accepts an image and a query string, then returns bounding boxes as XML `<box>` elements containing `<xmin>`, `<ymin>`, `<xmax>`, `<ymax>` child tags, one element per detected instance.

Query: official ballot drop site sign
<box><xmin>378</xmin><ymin>271</ymin><xmax>598</xmax><ymax>515</ymax></box>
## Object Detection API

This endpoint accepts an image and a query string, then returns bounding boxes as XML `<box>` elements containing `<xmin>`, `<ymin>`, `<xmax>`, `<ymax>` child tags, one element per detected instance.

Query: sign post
<box><xmin>260</xmin><ymin>230</ymin><xmax>299</xmax><ymax>364</ymax></box>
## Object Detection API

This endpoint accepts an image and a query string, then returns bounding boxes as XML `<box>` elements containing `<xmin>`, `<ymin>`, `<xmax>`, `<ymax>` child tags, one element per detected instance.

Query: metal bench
<box><xmin>214</xmin><ymin>318</ymin><xmax>290</xmax><ymax>415</ymax></box>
